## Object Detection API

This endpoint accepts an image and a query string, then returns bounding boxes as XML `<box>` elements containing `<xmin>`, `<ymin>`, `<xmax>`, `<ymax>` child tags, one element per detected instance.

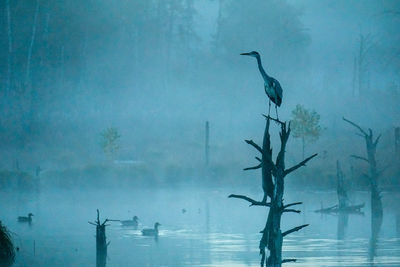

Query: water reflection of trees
<box><xmin>368</xmin><ymin>213</ymin><xmax>382</xmax><ymax>265</ymax></box>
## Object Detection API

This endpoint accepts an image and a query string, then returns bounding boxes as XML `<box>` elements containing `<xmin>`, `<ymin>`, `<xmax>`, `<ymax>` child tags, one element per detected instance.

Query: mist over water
<box><xmin>1</xmin><ymin>188</ymin><xmax>399</xmax><ymax>266</ymax></box>
<box><xmin>0</xmin><ymin>0</ymin><xmax>400</xmax><ymax>266</ymax></box>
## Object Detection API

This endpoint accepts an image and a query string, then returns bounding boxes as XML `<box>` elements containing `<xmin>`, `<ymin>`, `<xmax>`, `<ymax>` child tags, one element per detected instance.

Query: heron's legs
<box><xmin>275</xmin><ymin>104</ymin><xmax>279</xmax><ymax>121</ymax></box>
<box><xmin>268</xmin><ymin>100</ymin><xmax>271</xmax><ymax>116</ymax></box>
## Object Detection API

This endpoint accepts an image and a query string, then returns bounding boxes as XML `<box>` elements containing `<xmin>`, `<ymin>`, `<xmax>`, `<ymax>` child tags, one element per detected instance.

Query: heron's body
<box><xmin>142</xmin><ymin>222</ymin><xmax>160</xmax><ymax>236</ymax></box>
<box><xmin>18</xmin><ymin>213</ymin><xmax>33</xmax><ymax>223</ymax></box>
<box><xmin>241</xmin><ymin>51</ymin><xmax>283</xmax><ymax>117</ymax></box>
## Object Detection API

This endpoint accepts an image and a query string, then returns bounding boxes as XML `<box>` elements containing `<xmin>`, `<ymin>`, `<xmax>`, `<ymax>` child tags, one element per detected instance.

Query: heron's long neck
<box><xmin>256</xmin><ymin>56</ymin><xmax>270</xmax><ymax>82</ymax></box>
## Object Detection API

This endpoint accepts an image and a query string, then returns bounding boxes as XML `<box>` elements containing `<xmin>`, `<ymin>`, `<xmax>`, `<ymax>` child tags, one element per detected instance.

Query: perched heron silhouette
<box><xmin>240</xmin><ymin>51</ymin><xmax>283</xmax><ymax>119</ymax></box>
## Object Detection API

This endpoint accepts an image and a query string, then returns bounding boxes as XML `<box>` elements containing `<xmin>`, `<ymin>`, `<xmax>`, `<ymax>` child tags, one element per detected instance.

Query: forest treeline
<box><xmin>0</xmin><ymin>0</ymin><xmax>309</xmax><ymax>147</ymax></box>
<box><xmin>0</xmin><ymin>1</ymin><xmax>399</xmax><ymax>189</ymax></box>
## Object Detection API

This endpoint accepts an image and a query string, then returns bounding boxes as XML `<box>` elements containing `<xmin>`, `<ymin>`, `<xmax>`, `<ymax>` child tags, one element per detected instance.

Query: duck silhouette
<box><xmin>141</xmin><ymin>222</ymin><xmax>161</xmax><ymax>236</ymax></box>
<box><xmin>18</xmin><ymin>213</ymin><xmax>33</xmax><ymax>223</ymax></box>
<box><xmin>120</xmin><ymin>216</ymin><xmax>139</xmax><ymax>228</ymax></box>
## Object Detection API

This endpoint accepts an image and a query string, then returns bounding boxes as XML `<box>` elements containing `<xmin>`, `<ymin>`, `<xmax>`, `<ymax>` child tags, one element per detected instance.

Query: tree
<box><xmin>230</xmin><ymin>116</ymin><xmax>317</xmax><ymax>266</ymax></box>
<box><xmin>100</xmin><ymin>127</ymin><xmax>121</xmax><ymax>160</ymax></box>
<box><xmin>291</xmin><ymin>104</ymin><xmax>322</xmax><ymax>159</ymax></box>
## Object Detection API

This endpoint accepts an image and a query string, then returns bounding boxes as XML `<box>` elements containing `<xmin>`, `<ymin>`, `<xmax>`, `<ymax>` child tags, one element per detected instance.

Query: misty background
<box><xmin>0</xmin><ymin>0</ymin><xmax>399</xmax><ymax>190</ymax></box>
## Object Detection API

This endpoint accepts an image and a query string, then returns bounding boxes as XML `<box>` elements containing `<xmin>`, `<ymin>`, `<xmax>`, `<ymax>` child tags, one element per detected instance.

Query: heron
<box><xmin>240</xmin><ymin>51</ymin><xmax>283</xmax><ymax>119</ymax></box>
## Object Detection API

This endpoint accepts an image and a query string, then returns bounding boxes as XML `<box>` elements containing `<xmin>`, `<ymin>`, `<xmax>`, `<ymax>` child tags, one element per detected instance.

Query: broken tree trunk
<box><xmin>336</xmin><ymin>160</ymin><xmax>349</xmax><ymax>209</ymax></box>
<box><xmin>230</xmin><ymin>116</ymin><xmax>317</xmax><ymax>267</ymax></box>
<box><xmin>343</xmin><ymin>117</ymin><xmax>383</xmax><ymax>220</ymax></box>
<box><xmin>314</xmin><ymin>160</ymin><xmax>364</xmax><ymax>214</ymax></box>
<box><xmin>89</xmin><ymin>210</ymin><xmax>110</xmax><ymax>267</ymax></box>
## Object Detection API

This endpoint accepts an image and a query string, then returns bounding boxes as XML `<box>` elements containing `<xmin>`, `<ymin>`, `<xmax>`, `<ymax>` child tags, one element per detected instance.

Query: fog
<box><xmin>0</xmin><ymin>1</ymin><xmax>399</xmax><ymax>266</ymax></box>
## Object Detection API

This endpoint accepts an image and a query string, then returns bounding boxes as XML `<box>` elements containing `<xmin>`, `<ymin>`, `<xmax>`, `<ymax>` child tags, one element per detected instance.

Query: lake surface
<box><xmin>1</xmin><ymin>187</ymin><xmax>399</xmax><ymax>266</ymax></box>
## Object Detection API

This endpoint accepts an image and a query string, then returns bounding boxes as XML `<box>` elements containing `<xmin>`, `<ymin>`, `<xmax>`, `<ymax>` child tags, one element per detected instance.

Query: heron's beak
<box><xmin>240</xmin><ymin>52</ymin><xmax>250</xmax><ymax>56</ymax></box>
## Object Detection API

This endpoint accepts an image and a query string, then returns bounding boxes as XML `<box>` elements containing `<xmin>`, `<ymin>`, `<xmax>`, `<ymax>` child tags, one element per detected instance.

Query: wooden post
<box><xmin>205</xmin><ymin>121</ymin><xmax>210</xmax><ymax>165</ymax></box>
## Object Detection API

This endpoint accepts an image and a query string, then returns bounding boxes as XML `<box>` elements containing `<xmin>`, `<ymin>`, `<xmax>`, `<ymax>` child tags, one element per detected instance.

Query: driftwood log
<box><xmin>230</xmin><ymin>116</ymin><xmax>317</xmax><ymax>267</ymax></box>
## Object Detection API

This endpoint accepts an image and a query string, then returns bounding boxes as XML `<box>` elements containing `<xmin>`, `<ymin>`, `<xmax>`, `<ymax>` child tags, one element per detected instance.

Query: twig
<box><xmin>245</xmin><ymin>139</ymin><xmax>263</xmax><ymax>154</ymax></box>
<box><xmin>283</xmin><ymin>209</ymin><xmax>301</xmax><ymax>213</ymax></box>
<box><xmin>244</xmin><ymin>164</ymin><xmax>262</xmax><ymax>171</ymax></box>
<box><xmin>283</xmin><ymin>202</ymin><xmax>302</xmax><ymax>209</ymax></box>
<box><xmin>350</xmin><ymin>155</ymin><xmax>369</xmax><ymax>163</ymax></box>
<box><xmin>284</xmin><ymin>154</ymin><xmax>318</xmax><ymax>176</ymax></box>
<box><xmin>228</xmin><ymin>194</ymin><xmax>271</xmax><ymax>207</ymax></box>
<box><xmin>343</xmin><ymin>117</ymin><xmax>367</xmax><ymax>136</ymax></box>
<box><xmin>282</xmin><ymin>224</ymin><xmax>309</xmax><ymax>237</ymax></box>
<box><xmin>262</xmin><ymin>114</ymin><xmax>285</xmax><ymax>125</ymax></box>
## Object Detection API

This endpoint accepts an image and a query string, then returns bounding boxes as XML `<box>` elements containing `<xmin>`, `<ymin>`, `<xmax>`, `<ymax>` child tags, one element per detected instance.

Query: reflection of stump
<box><xmin>89</xmin><ymin>210</ymin><xmax>110</xmax><ymax>267</ymax></box>
<box><xmin>369</xmin><ymin>212</ymin><xmax>382</xmax><ymax>261</ymax></box>
<box><xmin>96</xmin><ymin>223</ymin><xmax>107</xmax><ymax>267</ymax></box>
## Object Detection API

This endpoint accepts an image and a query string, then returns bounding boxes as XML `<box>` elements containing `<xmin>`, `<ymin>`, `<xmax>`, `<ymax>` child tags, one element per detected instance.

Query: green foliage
<box><xmin>291</xmin><ymin>104</ymin><xmax>322</xmax><ymax>144</ymax></box>
<box><xmin>100</xmin><ymin>127</ymin><xmax>121</xmax><ymax>159</ymax></box>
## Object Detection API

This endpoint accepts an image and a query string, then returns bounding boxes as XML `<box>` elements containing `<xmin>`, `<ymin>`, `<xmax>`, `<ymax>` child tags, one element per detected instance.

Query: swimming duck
<box><xmin>121</xmin><ymin>216</ymin><xmax>139</xmax><ymax>228</ymax></box>
<box><xmin>141</xmin><ymin>222</ymin><xmax>161</xmax><ymax>236</ymax></box>
<box><xmin>18</xmin><ymin>213</ymin><xmax>33</xmax><ymax>223</ymax></box>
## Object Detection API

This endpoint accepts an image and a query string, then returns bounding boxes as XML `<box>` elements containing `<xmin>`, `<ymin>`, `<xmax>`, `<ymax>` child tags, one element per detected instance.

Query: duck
<box><xmin>18</xmin><ymin>213</ymin><xmax>33</xmax><ymax>223</ymax></box>
<box><xmin>120</xmin><ymin>216</ymin><xmax>139</xmax><ymax>228</ymax></box>
<box><xmin>141</xmin><ymin>222</ymin><xmax>161</xmax><ymax>236</ymax></box>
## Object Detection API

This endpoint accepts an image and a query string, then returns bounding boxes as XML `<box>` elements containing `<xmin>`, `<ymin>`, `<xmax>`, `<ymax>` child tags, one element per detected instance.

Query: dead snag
<box><xmin>231</xmin><ymin>117</ymin><xmax>317</xmax><ymax>267</ymax></box>
<box><xmin>89</xmin><ymin>209</ymin><xmax>111</xmax><ymax>267</ymax></box>
<box><xmin>343</xmin><ymin>117</ymin><xmax>383</xmax><ymax>220</ymax></box>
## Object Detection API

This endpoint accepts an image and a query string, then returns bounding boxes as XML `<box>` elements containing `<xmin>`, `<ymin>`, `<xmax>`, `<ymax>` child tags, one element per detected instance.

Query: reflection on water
<box><xmin>0</xmin><ymin>188</ymin><xmax>399</xmax><ymax>267</ymax></box>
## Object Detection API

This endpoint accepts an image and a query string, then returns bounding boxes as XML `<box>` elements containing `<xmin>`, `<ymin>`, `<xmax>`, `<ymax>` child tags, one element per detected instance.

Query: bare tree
<box><xmin>230</xmin><ymin>116</ymin><xmax>317</xmax><ymax>267</ymax></box>
<box><xmin>343</xmin><ymin>118</ymin><xmax>383</xmax><ymax>221</ymax></box>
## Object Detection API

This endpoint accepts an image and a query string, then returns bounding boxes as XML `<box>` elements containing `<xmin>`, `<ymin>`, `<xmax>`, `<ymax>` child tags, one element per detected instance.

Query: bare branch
<box><xmin>284</xmin><ymin>153</ymin><xmax>318</xmax><ymax>176</ymax></box>
<box><xmin>283</xmin><ymin>202</ymin><xmax>302</xmax><ymax>209</ymax></box>
<box><xmin>282</xmin><ymin>224</ymin><xmax>309</xmax><ymax>237</ymax></box>
<box><xmin>244</xmin><ymin>164</ymin><xmax>262</xmax><ymax>171</ymax></box>
<box><xmin>228</xmin><ymin>194</ymin><xmax>271</xmax><ymax>207</ymax></box>
<box><xmin>374</xmin><ymin>134</ymin><xmax>381</xmax><ymax>146</ymax></box>
<box><xmin>262</xmin><ymin>114</ymin><xmax>285</xmax><ymax>125</ymax></box>
<box><xmin>350</xmin><ymin>155</ymin><xmax>369</xmax><ymax>163</ymax></box>
<box><xmin>245</xmin><ymin>139</ymin><xmax>263</xmax><ymax>154</ymax></box>
<box><xmin>283</xmin><ymin>209</ymin><xmax>301</xmax><ymax>214</ymax></box>
<box><xmin>282</xmin><ymin>259</ymin><xmax>297</xmax><ymax>263</ymax></box>
<box><xmin>255</xmin><ymin>156</ymin><xmax>261</xmax><ymax>162</ymax></box>
<box><xmin>343</xmin><ymin>117</ymin><xmax>367</xmax><ymax>136</ymax></box>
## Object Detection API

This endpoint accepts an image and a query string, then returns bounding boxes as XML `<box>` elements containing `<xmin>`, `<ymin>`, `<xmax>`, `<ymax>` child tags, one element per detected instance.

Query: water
<box><xmin>1</xmin><ymin>187</ymin><xmax>399</xmax><ymax>266</ymax></box>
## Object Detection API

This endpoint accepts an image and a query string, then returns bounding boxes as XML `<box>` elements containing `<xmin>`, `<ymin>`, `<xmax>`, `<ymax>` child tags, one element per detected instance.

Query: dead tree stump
<box><xmin>343</xmin><ymin>117</ymin><xmax>383</xmax><ymax>220</ymax></box>
<box><xmin>230</xmin><ymin>116</ymin><xmax>317</xmax><ymax>267</ymax></box>
<box><xmin>89</xmin><ymin>209</ymin><xmax>111</xmax><ymax>267</ymax></box>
